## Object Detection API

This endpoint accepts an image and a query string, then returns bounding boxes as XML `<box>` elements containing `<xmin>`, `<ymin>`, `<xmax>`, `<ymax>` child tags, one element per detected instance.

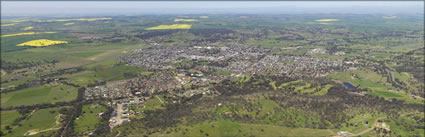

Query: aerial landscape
<box><xmin>0</xmin><ymin>1</ymin><xmax>424</xmax><ymax>137</ymax></box>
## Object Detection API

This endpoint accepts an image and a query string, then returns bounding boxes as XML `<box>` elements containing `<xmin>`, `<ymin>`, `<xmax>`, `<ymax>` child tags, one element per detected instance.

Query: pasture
<box><xmin>148</xmin><ymin>120</ymin><xmax>334</xmax><ymax>137</ymax></box>
<box><xmin>1</xmin><ymin>84</ymin><xmax>78</xmax><ymax>108</ymax></box>
<box><xmin>2</xmin><ymin>107</ymin><xmax>65</xmax><ymax>137</ymax></box>
<box><xmin>74</xmin><ymin>104</ymin><xmax>107</xmax><ymax>135</ymax></box>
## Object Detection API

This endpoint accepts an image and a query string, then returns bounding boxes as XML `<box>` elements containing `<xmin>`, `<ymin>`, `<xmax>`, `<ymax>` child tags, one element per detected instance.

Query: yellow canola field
<box><xmin>318</xmin><ymin>22</ymin><xmax>330</xmax><ymax>25</ymax></box>
<box><xmin>174</xmin><ymin>19</ymin><xmax>198</xmax><ymax>22</ymax></box>
<box><xmin>315</xmin><ymin>19</ymin><xmax>339</xmax><ymax>22</ymax></box>
<box><xmin>64</xmin><ymin>23</ymin><xmax>75</xmax><ymax>26</ymax></box>
<box><xmin>17</xmin><ymin>39</ymin><xmax>68</xmax><ymax>47</ymax></box>
<box><xmin>1</xmin><ymin>32</ymin><xmax>56</xmax><ymax>37</ymax></box>
<box><xmin>383</xmin><ymin>16</ymin><xmax>398</xmax><ymax>19</ymax></box>
<box><xmin>23</xmin><ymin>26</ymin><xmax>33</xmax><ymax>30</ymax></box>
<box><xmin>200</xmin><ymin>16</ymin><xmax>208</xmax><ymax>19</ymax></box>
<box><xmin>42</xmin><ymin>17</ymin><xmax>112</xmax><ymax>22</ymax></box>
<box><xmin>145</xmin><ymin>24</ymin><xmax>192</xmax><ymax>30</ymax></box>
<box><xmin>1</xmin><ymin>24</ymin><xmax>16</xmax><ymax>27</ymax></box>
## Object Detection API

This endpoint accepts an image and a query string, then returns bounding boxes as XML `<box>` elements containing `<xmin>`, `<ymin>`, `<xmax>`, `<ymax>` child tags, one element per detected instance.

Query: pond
<box><xmin>343</xmin><ymin>82</ymin><xmax>356</xmax><ymax>89</ymax></box>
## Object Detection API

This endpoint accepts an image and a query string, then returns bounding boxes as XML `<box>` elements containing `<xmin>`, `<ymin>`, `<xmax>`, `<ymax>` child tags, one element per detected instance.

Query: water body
<box><xmin>343</xmin><ymin>82</ymin><xmax>356</xmax><ymax>89</ymax></box>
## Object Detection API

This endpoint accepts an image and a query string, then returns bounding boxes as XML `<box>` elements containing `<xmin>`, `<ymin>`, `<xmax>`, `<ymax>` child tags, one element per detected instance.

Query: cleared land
<box><xmin>145</xmin><ymin>24</ymin><xmax>192</xmax><ymax>30</ymax></box>
<box><xmin>2</xmin><ymin>107</ymin><xmax>65</xmax><ymax>137</ymax></box>
<box><xmin>1</xmin><ymin>84</ymin><xmax>78</xmax><ymax>108</ymax></box>
<box><xmin>74</xmin><ymin>104</ymin><xmax>107</xmax><ymax>135</ymax></box>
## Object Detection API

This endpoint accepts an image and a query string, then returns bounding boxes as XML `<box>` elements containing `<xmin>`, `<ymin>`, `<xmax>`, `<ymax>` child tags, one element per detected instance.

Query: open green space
<box><xmin>74</xmin><ymin>104</ymin><xmax>107</xmax><ymax>135</ymax></box>
<box><xmin>2</xmin><ymin>107</ymin><xmax>65</xmax><ymax>137</ymax></box>
<box><xmin>1</xmin><ymin>110</ymin><xmax>22</xmax><ymax>131</ymax></box>
<box><xmin>1</xmin><ymin>84</ymin><xmax>78</xmax><ymax>108</ymax></box>
<box><xmin>149</xmin><ymin>120</ymin><xmax>334</xmax><ymax>137</ymax></box>
<box><xmin>328</xmin><ymin>69</ymin><xmax>423</xmax><ymax>104</ymax></box>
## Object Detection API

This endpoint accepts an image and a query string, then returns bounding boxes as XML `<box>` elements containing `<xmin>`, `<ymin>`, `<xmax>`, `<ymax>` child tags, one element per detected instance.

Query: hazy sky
<box><xmin>1</xmin><ymin>1</ymin><xmax>423</xmax><ymax>16</ymax></box>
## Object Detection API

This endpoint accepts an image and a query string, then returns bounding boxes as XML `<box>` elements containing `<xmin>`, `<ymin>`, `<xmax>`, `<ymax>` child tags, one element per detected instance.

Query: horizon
<box><xmin>1</xmin><ymin>1</ymin><xmax>424</xmax><ymax>17</ymax></box>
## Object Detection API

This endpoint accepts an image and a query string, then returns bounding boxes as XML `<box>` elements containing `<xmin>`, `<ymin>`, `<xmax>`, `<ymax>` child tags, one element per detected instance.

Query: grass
<box><xmin>140</xmin><ymin>71</ymin><xmax>154</xmax><ymax>77</ymax></box>
<box><xmin>70</xmin><ymin>51</ymin><xmax>102</xmax><ymax>57</ymax></box>
<box><xmin>232</xmin><ymin>75</ymin><xmax>252</xmax><ymax>83</ymax></box>
<box><xmin>148</xmin><ymin>120</ymin><xmax>334</xmax><ymax>137</ymax></box>
<box><xmin>143</xmin><ymin>95</ymin><xmax>165</xmax><ymax>111</ymax></box>
<box><xmin>1</xmin><ymin>84</ymin><xmax>78</xmax><ymax>108</ymax></box>
<box><xmin>312</xmin><ymin>84</ymin><xmax>332</xmax><ymax>96</ymax></box>
<box><xmin>388</xmin><ymin>113</ymin><xmax>425</xmax><ymax>137</ymax></box>
<box><xmin>294</xmin><ymin>83</ymin><xmax>312</xmax><ymax>93</ymax></box>
<box><xmin>215</xmin><ymin>70</ymin><xmax>232</xmax><ymax>76</ymax></box>
<box><xmin>337</xmin><ymin>112</ymin><xmax>386</xmax><ymax>134</ymax></box>
<box><xmin>393</xmin><ymin>72</ymin><xmax>410</xmax><ymax>82</ymax></box>
<box><xmin>74</xmin><ymin>104</ymin><xmax>107</xmax><ymax>134</ymax></box>
<box><xmin>92</xmin><ymin>64</ymin><xmax>143</xmax><ymax>81</ymax></box>
<box><xmin>328</xmin><ymin>69</ymin><xmax>423</xmax><ymax>104</ymax></box>
<box><xmin>2</xmin><ymin>107</ymin><xmax>65</xmax><ymax>137</ymax></box>
<box><xmin>368</xmin><ymin>91</ymin><xmax>403</xmax><ymax>98</ymax></box>
<box><xmin>277</xmin><ymin>79</ymin><xmax>303</xmax><ymax>89</ymax></box>
<box><xmin>1</xmin><ymin>110</ymin><xmax>22</xmax><ymax>130</ymax></box>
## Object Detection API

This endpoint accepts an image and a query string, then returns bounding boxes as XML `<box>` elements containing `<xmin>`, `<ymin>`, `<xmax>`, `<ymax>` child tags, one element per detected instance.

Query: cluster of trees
<box><xmin>136</xmin><ymin>30</ymin><xmax>179</xmax><ymax>39</ymax></box>
<box><xmin>188</xmin><ymin>29</ymin><xmax>234</xmax><ymax>37</ymax></box>
<box><xmin>113</xmin><ymin>75</ymin><xmax>423</xmax><ymax>136</ymax></box>
<box><xmin>56</xmin><ymin>87</ymin><xmax>87</xmax><ymax>137</ymax></box>
<box><xmin>40</xmin><ymin>67</ymin><xmax>84</xmax><ymax>80</ymax></box>
<box><xmin>1</xmin><ymin>59</ymin><xmax>58</xmax><ymax>72</ymax></box>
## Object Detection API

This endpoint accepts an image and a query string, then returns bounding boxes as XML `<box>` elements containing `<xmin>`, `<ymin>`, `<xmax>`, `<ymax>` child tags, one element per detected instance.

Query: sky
<box><xmin>1</xmin><ymin>1</ymin><xmax>424</xmax><ymax>17</ymax></box>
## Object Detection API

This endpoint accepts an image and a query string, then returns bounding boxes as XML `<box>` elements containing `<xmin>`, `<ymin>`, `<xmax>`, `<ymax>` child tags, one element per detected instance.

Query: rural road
<box><xmin>26</xmin><ymin>114</ymin><xmax>62</xmax><ymax>136</ymax></box>
<box><xmin>348</xmin><ymin>116</ymin><xmax>386</xmax><ymax>137</ymax></box>
<box><xmin>348</xmin><ymin>112</ymin><xmax>417</xmax><ymax>137</ymax></box>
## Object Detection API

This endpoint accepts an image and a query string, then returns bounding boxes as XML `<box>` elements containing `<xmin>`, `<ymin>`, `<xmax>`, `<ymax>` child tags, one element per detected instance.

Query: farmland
<box><xmin>1</xmin><ymin>84</ymin><xmax>78</xmax><ymax>108</ymax></box>
<box><xmin>1</xmin><ymin>107</ymin><xmax>67</xmax><ymax>137</ymax></box>
<box><xmin>1</xmin><ymin>32</ymin><xmax>56</xmax><ymax>38</ymax></box>
<box><xmin>145</xmin><ymin>24</ymin><xmax>192</xmax><ymax>30</ymax></box>
<box><xmin>74</xmin><ymin>103</ymin><xmax>107</xmax><ymax>135</ymax></box>
<box><xmin>17</xmin><ymin>39</ymin><xmax>68</xmax><ymax>47</ymax></box>
<box><xmin>0</xmin><ymin>13</ymin><xmax>423</xmax><ymax>137</ymax></box>
<box><xmin>174</xmin><ymin>19</ymin><xmax>198</xmax><ymax>22</ymax></box>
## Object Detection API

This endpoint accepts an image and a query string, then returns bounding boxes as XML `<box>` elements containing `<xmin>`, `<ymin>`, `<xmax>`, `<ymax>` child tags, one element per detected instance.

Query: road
<box><xmin>110</xmin><ymin>103</ymin><xmax>129</xmax><ymax>129</ymax></box>
<box><xmin>348</xmin><ymin>112</ymin><xmax>417</xmax><ymax>137</ymax></box>
<box><xmin>348</xmin><ymin>116</ymin><xmax>386</xmax><ymax>137</ymax></box>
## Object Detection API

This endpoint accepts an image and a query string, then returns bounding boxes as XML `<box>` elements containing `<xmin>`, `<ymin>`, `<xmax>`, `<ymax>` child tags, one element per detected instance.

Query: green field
<box><xmin>336</xmin><ymin>112</ymin><xmax>386</xmax><ymax>134</ymax></box>
<box><xmin>144</xmin><ymin>95</ymin><xmax>165</xmax><ymax>111</ymax></box>
<box><xmin>1</xmin><ymin>110</ymin><xmax>22</xmax><ymax>131</ymax></box>
<box><xmin>328</xmin><ymin>69</ymin><xmax>423</xmax><ymax>104</ymax></box>
<box><xmin>74</xmin><ymin>104</ymin><xmax>107</xmax><ymax>135</ymax></box>
<box><xmin>2</xmin><ymin>107</ymin><xmax>65</xmax><ymax>137</ymax></box>
<box><xmin>70</xmin><ymin>51</ymin><xmax>102</xmax><ymax>57</ymax></box>
<box><xmin>1</xmin><ymin>84</ymin><xmax>78</xmax><ymax>108</ymax></box>
<box><xmin>148</xmin><ymin>120</ymin><xmax>334</xmax><ymax>137</ymax></box>
<box><xmin>388</xmin><ymin>112</ymin><xmax>425</xmax><ymax>137</ymax></box>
